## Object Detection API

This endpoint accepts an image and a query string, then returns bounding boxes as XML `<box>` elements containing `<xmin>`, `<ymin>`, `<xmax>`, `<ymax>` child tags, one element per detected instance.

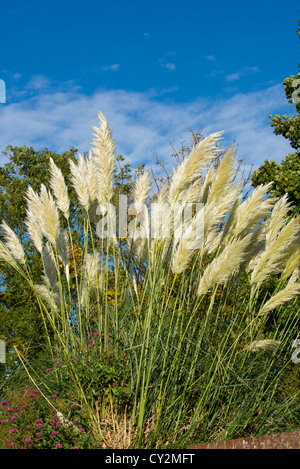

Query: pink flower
<box><xmin>11</xmin><ymin>416</ymin><xmax>17</xmax><ymax>420</ymax></box>
<box><xmin>36</xmin><ymin>419</ymin><xmax>43</xmax><ymax>423</ymax></box>
<box><xmin>36</xmin><ymin>424</ymin><xmax>43</xmax><ymax>429</ymax></box>
<box><xmin>73</xmin><ymin>419</ymin><xmax>78</xmax><ymax>423</ymax></box>
<box><xmin>88</xmin><ymin>343</ymin><xmax>95</xmax><ymax>349</ymax></box>
<box><xmin>55</xmin><ymin>443</ymin><xmax>63</xmax><ymax>449</ymax></box>
<box><xmin>36</xmin><ymin>432</ymin><xmax>42</xmax><ymax>437</ymax></box>
<box><xmin>73</xmin><ymin>446</ymin><xmax>79</xmax><ymax>449</ymax></box>
<box><xmin>51</xmin><ymin>394</ymin><xmax>57</xmax><ymax>398</ymax></box>
<box><xmin>32</xmin><ymin>389</ymin><xmax>39</xmax><ymax>393</ymax></box>
<box><xmin>49</xmin><ymin>419</ymin><xmax>55</xmax><ymax>424</ymax></box>
<box><xmin>28</xmin><ymin>394</ymin><xmax>35</xmax><ymax>398</ymax></box>
<box><xmin>8</xmin><ymin>443</ymin><xmax>15</xmax><ymax>447</ymax></box>
<box><xmin>10</xmin><ymin>428</ymin><xmax>17</xmax><ymax>433</ymax></box>
<box><xmin>55</xmin><ymin>361</ymin><xmax>59</xmax><ymax>366</ymax></box>
<box><xmin>25</xmin><ymin>438</ymin><xmax>32</xmax><ymax>444</ymax></box>
<box><xmin>78</xmin><ymin>428</ymin><xmax>85</xmax><ymax>433</ymax></box>
<box><xmin>7</xmin><ymin>407</ymin><xmax>14</xmax><ymax>411</ymax></box>
<box><xmin>70</xmin><ymin>403</ymin><xmax>77</xmax><ymax>408</ymax></box>
<box><xmin>46</xmin><ymin>368</ymin><xmax>52</xmax><ymax>373</ymax></box>
<box><xmin>55</xmin><ymin>422</ymin><xmax>62</xmax><ymax>428</ymax></box>
<box><xmin>51</xmin><ymin>431</ymin><xmax>58</xmax><ymax>435</ymax></box>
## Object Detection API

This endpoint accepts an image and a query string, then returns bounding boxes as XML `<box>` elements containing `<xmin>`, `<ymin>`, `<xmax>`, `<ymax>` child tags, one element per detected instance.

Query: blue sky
<box><xmin>0</xmin><ymin>0</ymin><xmax>299</xmax><ymax>173</ymax></box>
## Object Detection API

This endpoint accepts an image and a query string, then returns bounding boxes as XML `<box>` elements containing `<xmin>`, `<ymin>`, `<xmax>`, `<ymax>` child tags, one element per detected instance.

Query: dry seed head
<box><xmin>197</xmin><ymin>235</ymin><xmax>250</xmax><ymax>296</ymax></box>
<box><xmin>25</xmin><ymin>208</ymin><xmax>43</xmax><ymax>253</ymax></box>
<box><xmin>0</xmin><ymin>240</ymin><xmax>17</xmax><ymax>265</ymax></box>
<box><xmin>281</xmin><ymin>248</ymin><xmax>300</xmax><ymax>281</ymax></box>
<box><xmin>39</xmin><ymin>184</ymin><xmax>60</xmax><ymax>245</ymax></box>
<box><xmin>133</xmin><ymin>170</ymin><xmax>152</xmax><ymax>213</ymax></box>
<box><xmin>1</xmin><ymin>221</ymin><xmax>26</xmax><ymax>264</ymax></box>
<box><xmin>265</xmin><ymin>193</ymin><xmax>291</xmax><ymax>248</ymax></box>
<box><xmin>206</xmin><ymin>144</ymin><xmax>236</xmax><ymax>204</ymax></box>
<box><xmin>34</xmin><ymin>283</ymin><xmax>60</xmax><ymax>311</ymax></box>
<box><xmin>248</xmin><ymin>339</ymin><xmax>281</xmax><ymax>353</ymax></box>
<box><xmin>69</xmin><ymin>155</ymin><xmax>90</xmax><ymax>210</ymax></box>
<box><xmin>42</xmin><ymin>242</ymin><xmax>58</xmax><ymax>289</ymax></box>
<box><xmin>91</xmin><ymin>111</ymin><xmax>116</xmax><ymax>204</ymax></box>
<box><xmin>168</xmin><ymin>131</ymin><xmax>224</xmax><ymax>205</ymax></box>
<box><xmin>49</xmin><ymin>157</ymin><xmax>70</xmax><ymax>219</ymax></box>
<box><xmin>234</xmin><ymin>183</ymin><xmax>275</xmax><ymax>236</ymax></box>
<box><xmin>250</xmin><ymin>214</ymin><xmax>300</xmax><ymax>285</ymax></box>
<box><xmin>25</xmin><ymin>186</ymin><xmax>44</xmax><ymax>228</ymax></box>
<box><xmin>259</xmin><ymin>274</ymin><xmax>300</xmax><ymax>315</ymax></box>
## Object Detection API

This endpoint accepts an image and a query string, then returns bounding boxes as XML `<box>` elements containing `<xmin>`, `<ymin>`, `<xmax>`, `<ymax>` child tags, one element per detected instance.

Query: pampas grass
<box><xmin>1</xmin><ymin>221</ymin><xmax>26</xmax><ymax>264</ymax></box>
<box><xmin>1</xmin><ymin>111</ymin><xmax>299</xmax><ymax>449</ymax></box>
<box><xmin>49</xmin><ymin>157</ymin><xmax>70</xmax><ymax>220</ymax></box>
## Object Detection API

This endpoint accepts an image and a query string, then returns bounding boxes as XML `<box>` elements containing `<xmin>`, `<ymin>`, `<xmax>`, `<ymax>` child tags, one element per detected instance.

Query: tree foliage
<box><xmin>251</xmin><ymin>23</ymin><xmax>300</xmax><ymax>216</ymax></box>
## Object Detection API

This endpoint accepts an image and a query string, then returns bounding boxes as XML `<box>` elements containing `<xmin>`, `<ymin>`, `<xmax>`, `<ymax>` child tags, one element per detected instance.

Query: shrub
<box><xmin>0</xmin><ymin>386</ymin><xmax>94</xmax><ymax>449</ymax></box>
<box><xmin>0</xmin><ymin>112</ymin><xmax>299</xmax><ymax>448</ymax></box>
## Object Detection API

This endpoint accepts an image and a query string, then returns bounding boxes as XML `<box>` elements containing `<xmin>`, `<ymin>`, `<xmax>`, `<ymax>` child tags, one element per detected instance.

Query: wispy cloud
<box><xmin>101</xmin><ymin>64</ymin><xmax>121</xmax><ymax>72</ymax></box>
<box><xmin>0</xmin><ymin>76</ymin><xmax>293</xmax><ymax>175</ymax></box>
<box><xmin>225</xmin><ymin>66</ymin><xmax>260</xmax><ymax>82</ymax></box>
<box><xmin>159</xmin><ymin>52</ymin><xmax>176</xmax><ymax>72</ymax></box>
<box><xmin>163</xmin><ymin>63</ymin><xmax>176</xmax><ymax>71</ymax></box>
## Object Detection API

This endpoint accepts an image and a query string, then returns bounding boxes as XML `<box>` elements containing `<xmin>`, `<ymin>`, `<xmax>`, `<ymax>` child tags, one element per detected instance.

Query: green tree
<box><xmin>0</xmin><ymin>146</ymin><xmax>78</xmax><ymax>364</ymax></box>
<box><xmin>251</xmin><ymin>22</ymin><xmax>300</xmax><ymax>216</ymax></box>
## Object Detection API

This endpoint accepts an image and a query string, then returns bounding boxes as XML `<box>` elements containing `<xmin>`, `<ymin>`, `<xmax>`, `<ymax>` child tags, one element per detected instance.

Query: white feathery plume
<box><xmin>56</xmin><ymin>229</ymin><xmax>70</xmax><ymax>282</ymax></box>
<box><xmin>25</xmin><ymin>208</ymin><xmax>43</xmax><ymax>253</ymax></box>
<box><xmin>250</xmin><ymin>214</ymin><xmax>300</xmax><ymax>285</ymax></box>
<box><xmin>168</xmin><ymin>131</ymin><xmax>224</xmax><ymax>205</ymax></box>
<box><xmin>133</xmin><ymin>170</ymin><xmax>152</xmax><ymax>213</ymax></box>
<box><xmin>34</xmin><ymin>284</ymin><xmax>60</xmax><ymax>311</ymax></box>
<box><xmin>265</xmin><ymin>193</ymin><xmax>291</xmax><ymax>248</ymax></box>
<box><xmin>49</xmin><ymin>157</ymin><xmax>70</xmax><ymax>219</ymax></box>
<box><xmin>172</xmin><ymin>216</ymin><xmax>205</xmax><ymax>274</ymax></box>
<box><xmin>198</xmin><ymin>164</ymin><xmax>214</xmax><ymax>204</ymax></box>
<box><xmin>0</xmin><ymin>240</ymin><xmax>17</xmax><ymax>265</ymax></box>
<box><xmin>281</xmin><ymin>248</ymin><xmax>300</xmax><ymax>281</ymax></box>
<box><xmin>248</xmin><ymin>339</ymin><xmax>281</xmax><ymax>353</ymax></box>
<box><xmin>39</xmin><ymin>184</ymin><xmax>60</xmax><ymax>245</ymax></box>
<box><xmin>91</xmin><ymin>111</ymin><xmax>116</xmax><ymax>204</ymax></box>
<box><xmin>69</xmin><ymin>154</ymin><xmax>90</xmax><ymax>210</ymax></box>
<box><xmin>206</xmin><ymin>144</ymin><xmax>236</xmax><ymax>204</ymax></box>
<box><xmin>197</xmin><ymin>235</ymin><xmax>250</xmax><ymax>296</ymax></box>
<box><xmin>86</xmin><ymin>151</ymin><xmax>99</xmax><ymax>207</ymax></box>
<box><xmin>258</xmin><ymin>272</ymin><xmax>300</xmax><ymax>315</ymax></box>
<box><xmin>42</xmin><ymin>242</ymin><xmax>58</xmax><ymax>289</ymax></box>
<box><xmin>233</xmin><ymin>183</ymin><xmax>275</xmax><ymax>237</ymax></box>
<box><xmin>1</xmin><ymin>221</ymin><xmax>26</xmax><ymax>264</ymax></box>
<box><xmin>81</xmin><ymin>251</ymin><xmax>101</xmax><ymax>302</ymax></box>
<box><xmin>84</xmin><ymin>252</ymin><xmax>101</xmax><ymax>288</ymax></box>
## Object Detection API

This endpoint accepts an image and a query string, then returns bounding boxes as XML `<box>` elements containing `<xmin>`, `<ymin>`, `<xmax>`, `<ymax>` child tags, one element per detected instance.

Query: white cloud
<box><xmin>0</xmin><ymin>77</ymin><xmax>294</xmax><ymax>176</ymax></box>
<box><xmin>164</xmin><ymin>63</ymin><xmax>176</xmax><ymax>71</ymax></box>
<box><xmin>101</xmin><ymin>64</ymin><xmax>120</xmax><ymax>72</ymax></box>
<box><xmin>225</xmin><ymin>66</ymin><xmax>260</xmax><ymax>82</ymax></box>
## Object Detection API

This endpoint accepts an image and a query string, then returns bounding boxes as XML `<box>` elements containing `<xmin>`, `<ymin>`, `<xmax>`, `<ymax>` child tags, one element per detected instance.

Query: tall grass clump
<box><xmin>0</xmin><ymin>111</ymin><xmax>299</xmax><ymax>448</ymax></box>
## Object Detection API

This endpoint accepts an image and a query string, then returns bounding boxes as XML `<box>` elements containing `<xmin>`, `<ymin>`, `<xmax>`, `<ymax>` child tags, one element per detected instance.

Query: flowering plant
<box><xmin>0</xmin><ymin>386</ymin><xmax>93</xmax><ymax>449</ymax></box>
